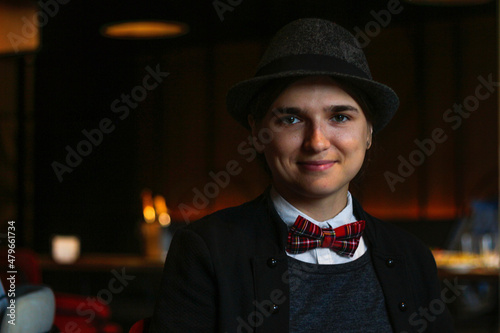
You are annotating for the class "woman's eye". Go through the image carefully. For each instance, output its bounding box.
[280,116,300,124]
[332,114,349,123]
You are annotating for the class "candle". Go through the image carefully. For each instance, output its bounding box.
[52,235,80,264]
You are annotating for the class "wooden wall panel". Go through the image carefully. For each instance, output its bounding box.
[0,58,18,231]
[135,47,214,221]
[420,21,458,219]
[357,16,497,221]
[460,15,498,208]
[358,25,422,219]
[211,41,270,211]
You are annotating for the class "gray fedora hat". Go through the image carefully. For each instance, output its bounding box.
[226,18,399,133]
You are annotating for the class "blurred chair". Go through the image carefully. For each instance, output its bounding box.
[128,318,150,333]
[0,279,7,319]
[0,248,121,333]
[0,283,56,333]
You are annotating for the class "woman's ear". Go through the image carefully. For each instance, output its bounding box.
[366,125,373,149]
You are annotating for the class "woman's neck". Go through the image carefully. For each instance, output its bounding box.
[273,186,348,222]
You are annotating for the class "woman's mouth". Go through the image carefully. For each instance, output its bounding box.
[297,160,336,171]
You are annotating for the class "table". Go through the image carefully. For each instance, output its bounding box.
[39,254,165,271]
[40,254,166,329]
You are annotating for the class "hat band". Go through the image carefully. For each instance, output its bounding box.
[255,54,370,80]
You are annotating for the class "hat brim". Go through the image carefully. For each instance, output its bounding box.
[226,70,399,134]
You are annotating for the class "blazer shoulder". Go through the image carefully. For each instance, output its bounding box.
[363,211,434,260]
[353,198,428,252]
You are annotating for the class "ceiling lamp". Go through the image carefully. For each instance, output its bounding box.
[100,20,189,39]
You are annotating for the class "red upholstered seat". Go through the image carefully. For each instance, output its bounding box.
[128,318,150,333]
[0,247,122,333]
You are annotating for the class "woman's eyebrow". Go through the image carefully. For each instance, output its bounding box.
[326,105,359,113]
[271,107,304,116]
[271,104,359,116]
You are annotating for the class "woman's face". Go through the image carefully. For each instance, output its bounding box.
[249,76,372,207]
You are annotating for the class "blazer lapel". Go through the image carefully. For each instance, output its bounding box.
[249,191,290,332]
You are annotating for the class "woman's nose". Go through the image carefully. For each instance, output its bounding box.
[303,126,331,152]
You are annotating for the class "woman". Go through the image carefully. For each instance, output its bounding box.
[149,18,454,333]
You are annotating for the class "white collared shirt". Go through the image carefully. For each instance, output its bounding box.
[270,187,367,265]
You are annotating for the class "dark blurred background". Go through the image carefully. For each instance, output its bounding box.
[0,0,498,331]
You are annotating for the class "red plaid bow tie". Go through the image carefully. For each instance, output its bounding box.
[286,216,366,257]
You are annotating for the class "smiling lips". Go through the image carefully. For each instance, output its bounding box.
[297,160,336,171]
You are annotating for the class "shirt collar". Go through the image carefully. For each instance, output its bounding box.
[270,187,355,229]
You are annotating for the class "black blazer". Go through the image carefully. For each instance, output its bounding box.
[149,191,454,332]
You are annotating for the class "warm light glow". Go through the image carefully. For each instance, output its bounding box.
[364,203,458,220]
[143,206,156,223]
[141,189,153,203]
[154,195,168,214]
[0,2,40,54]
[422,205,458,220]
[101,20,189,39]
[158,212,171,227]
[141,189,156,223]
[52,235,80,264]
